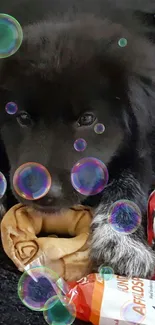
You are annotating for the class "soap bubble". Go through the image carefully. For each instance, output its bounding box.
[71,157,109,196]
[0,171,7,198]
[0,13,23,59]
[74,138,87,152]
[118,38,127,47]
[56,278,69,295]
[18,266,61,311]
[121,300,145,324]
[108,200,142,234]
[5,102,18,115]
[43,296,76,325]
[94,123,105,134]
[13,162,51,200]
[98,265,114,281]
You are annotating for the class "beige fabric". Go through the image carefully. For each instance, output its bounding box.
[0,204,92,281]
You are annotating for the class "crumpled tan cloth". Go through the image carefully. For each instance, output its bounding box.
[0,204,92,281]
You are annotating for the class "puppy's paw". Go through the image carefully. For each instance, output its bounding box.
[91,218,155,278]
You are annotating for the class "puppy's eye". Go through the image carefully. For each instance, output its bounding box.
[77,112,96,126]
[17,111,33,127]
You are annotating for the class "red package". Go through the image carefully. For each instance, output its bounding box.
[66,274,155,325]
[67,274,103,324]
[147,191,155,280]
[147,190,155,247]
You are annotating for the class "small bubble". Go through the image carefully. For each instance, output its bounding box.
[43,295,76,325]
[121,300,146,324]
[118,38,128,47]
[108,200,142,235]
[94,123,105,134]
[98,265,114,281]
[71,157,109,196]
[5,102,18,115]
[0,172,7,198]
[13,162,51,200]
[0,14,23,59]
[74,138,87,152]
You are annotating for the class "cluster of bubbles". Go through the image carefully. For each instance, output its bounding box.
[98,265,114,281]
[0,13,23,59]
[11,156,109,200]
[18,266,76,325]
[0,11,22,202]
[121,300,145,324]
[73,123,105,153]
[108,200,142,235]
[72,122,106,195]
[12,162,142,238]
[0,12,142,325]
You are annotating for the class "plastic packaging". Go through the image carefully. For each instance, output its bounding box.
[147,190,155,247]
[66,273,155,325]
[19,259,155,325]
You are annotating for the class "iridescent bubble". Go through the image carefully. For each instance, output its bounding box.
[108,200,142,235]
[18,266,61,311]
[56,278,69,295]
[94,123,105,134]
[71,157,109,196]
[5,102,18,115]
[43,296,76,325]
[98,265,114,281]
[0,14,23,59]
[0,171,7,198]
[13,162,51,200]
[73,138,87,152]
[118,38,128,47]
[121,300,145,324]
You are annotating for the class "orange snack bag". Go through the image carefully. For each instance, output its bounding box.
[66,273,155,325]
[67,273,103,324]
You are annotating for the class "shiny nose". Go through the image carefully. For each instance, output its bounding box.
[13,162,52,201]
[13,162,63,203]
[48,181,62,199]
[35,181,63,206]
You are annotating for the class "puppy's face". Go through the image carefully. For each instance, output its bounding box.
[0,16,151,213]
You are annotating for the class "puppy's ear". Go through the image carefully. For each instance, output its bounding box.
[129,76,155,126]
[126,35,155,135]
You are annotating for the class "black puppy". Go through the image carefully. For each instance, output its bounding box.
[0,0,155,279]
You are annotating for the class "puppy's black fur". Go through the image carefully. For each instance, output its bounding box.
[0,4,155,320]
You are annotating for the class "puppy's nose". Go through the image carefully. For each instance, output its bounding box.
[48,181,62,199]
[13,162,52,201]
[35,180,63,206]
[13,162,62,203]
